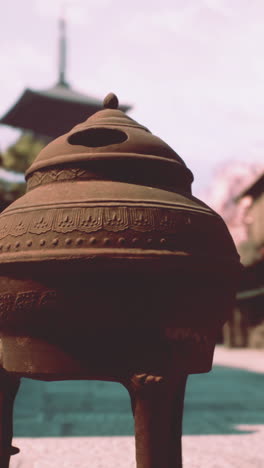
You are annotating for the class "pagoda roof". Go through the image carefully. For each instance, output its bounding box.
[0,83,131,139]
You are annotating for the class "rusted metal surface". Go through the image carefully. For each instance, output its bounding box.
[0,369,20,468]
[0,93,240,467]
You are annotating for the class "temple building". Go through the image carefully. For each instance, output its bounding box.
[223,172,264,347]
[0,16,130,211]
[0,16,130,139]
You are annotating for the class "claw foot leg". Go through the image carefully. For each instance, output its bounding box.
[125,372,187,468]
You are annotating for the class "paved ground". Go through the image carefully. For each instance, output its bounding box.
[9,346,264,467]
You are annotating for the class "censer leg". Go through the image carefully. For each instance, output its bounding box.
[0,370,20,468]
[168,376,187,467]
[126,373,187,468]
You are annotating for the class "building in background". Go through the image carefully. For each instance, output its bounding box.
[223,172,264,347]
[200,162,264,347]
[0,15,130,210]
[0,16,130,140]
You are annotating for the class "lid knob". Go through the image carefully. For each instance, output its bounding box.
[103,92,119,109]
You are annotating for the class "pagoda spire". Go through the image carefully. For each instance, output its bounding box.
[58,4,69,87]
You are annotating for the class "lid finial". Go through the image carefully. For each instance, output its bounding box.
[103,93,119,109]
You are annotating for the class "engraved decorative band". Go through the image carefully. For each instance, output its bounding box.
[0,206,192,239]
[27,168,100,190]
[0,290,57,318]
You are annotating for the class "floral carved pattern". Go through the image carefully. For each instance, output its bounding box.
[0,206,191,239]
[29,212,54,235]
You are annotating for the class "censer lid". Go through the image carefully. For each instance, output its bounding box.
[26,93,194,190]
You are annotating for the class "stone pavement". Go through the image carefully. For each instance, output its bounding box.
[10,428,264,468]
[9,346,264,467]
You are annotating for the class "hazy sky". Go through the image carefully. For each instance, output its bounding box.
[0,0,264,193]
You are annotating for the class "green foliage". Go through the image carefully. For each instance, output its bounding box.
[0,182,26,209]
[0,132,47,208]
[2,132,46,173]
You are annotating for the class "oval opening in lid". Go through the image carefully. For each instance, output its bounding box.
[68,128,128,148]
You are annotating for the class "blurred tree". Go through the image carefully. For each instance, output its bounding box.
[0,132,47,209]
[2,132,46,173]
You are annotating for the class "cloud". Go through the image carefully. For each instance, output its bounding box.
[34,0,112,26]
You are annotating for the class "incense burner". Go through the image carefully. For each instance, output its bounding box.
[0,93,240,467]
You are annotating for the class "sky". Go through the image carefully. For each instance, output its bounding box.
[0,0,264,194]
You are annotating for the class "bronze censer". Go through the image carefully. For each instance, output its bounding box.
[0,94,240,467]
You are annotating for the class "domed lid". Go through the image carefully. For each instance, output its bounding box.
[26,93,193,192]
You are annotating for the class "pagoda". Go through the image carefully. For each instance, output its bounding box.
[0,17,130,139]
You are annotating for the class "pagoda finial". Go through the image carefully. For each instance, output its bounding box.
[58,3,69,87]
